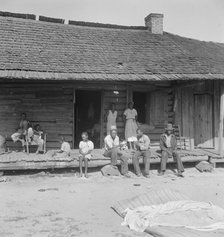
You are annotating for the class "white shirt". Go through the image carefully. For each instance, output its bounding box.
[165,134,172,148]
[138,134,150,150]
[61,141,71,154]
[104,135,119,150]
[79,140,94,153]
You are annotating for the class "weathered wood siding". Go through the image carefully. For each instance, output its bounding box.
[148,89,174,127]
[175,81,217,149]
[146,88,174,143]
[0,81,175,149]
[0,82,73,149]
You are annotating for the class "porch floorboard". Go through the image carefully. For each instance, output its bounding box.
[0,148,218,171]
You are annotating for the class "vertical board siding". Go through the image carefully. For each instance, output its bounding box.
[194,94,213,148]
[176,81,215,148]
[213,81,220,150]
[148,90,173,127]
[0,83,73,149]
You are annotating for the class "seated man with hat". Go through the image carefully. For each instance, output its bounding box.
[103,126,130,178]
[159,123,184,177]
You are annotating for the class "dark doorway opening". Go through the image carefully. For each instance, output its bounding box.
[74,90,101,148]
[133,92,147,123]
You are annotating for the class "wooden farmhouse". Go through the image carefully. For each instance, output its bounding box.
[0,11,224,170]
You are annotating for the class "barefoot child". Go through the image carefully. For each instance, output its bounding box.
[79,132,94,178]
[52,137,71,158]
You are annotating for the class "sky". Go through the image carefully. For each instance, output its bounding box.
[1,0,224,42]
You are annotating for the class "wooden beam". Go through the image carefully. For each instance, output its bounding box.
[126,85,133,106]
[218,82,224,155]
[175,81,204,89]
[100,90,105,148]
[72,88,76,148]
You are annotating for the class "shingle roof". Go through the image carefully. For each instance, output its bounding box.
[0,15,224,81]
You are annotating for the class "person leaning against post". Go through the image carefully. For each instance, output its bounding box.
[159,123,184,177]
[103,126,131,178]
[132,128,151,178]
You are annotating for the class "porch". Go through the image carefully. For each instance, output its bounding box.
[0,148,221,171]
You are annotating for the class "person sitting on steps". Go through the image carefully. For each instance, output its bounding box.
[79,132,94,178]
[159,123,184,177]
[132,128,151,178]
[103,126,130,178]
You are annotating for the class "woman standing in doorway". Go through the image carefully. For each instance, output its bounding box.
[123,101,138,149]
[105,103,118,135]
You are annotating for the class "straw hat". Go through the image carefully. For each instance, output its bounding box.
[110,125,117,131]
[165,123,174,131]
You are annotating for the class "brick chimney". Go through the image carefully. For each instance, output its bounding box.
[144,13,164,34]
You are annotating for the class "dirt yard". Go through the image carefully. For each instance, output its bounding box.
[0,167,224,237]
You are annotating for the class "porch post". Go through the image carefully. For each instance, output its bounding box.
[218,82,224,155]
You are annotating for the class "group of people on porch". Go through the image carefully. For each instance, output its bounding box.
[11,113,44,154]
[11,101,184,178]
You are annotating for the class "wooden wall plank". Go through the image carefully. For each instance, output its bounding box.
[0,83,73,150]
[214,81,220,150]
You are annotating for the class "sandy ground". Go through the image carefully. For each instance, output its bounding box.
[0,167,224,237]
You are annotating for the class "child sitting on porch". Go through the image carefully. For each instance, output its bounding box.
[79,132,94,178]
[27,124,44,154]
[52,137,71,158]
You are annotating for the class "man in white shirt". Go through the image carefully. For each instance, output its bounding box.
[104,126,130,177]
[132,128,151,178]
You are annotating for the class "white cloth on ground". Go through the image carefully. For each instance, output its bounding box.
[122,200,224,233]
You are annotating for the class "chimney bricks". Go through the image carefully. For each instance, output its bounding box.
[145,13,164,34]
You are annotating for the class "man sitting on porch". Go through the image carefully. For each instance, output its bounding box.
[159,124,184,177]
[103,126,130,178]
[132,128,151,178]
[11,112,29,148]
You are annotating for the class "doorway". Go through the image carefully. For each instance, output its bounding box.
[74,90,102,148]
[133,92,147,123]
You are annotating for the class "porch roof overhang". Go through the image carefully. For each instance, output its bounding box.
[0,70,224,82]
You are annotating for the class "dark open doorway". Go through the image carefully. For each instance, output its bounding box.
[74,90,101,148]
[133,92,147,123]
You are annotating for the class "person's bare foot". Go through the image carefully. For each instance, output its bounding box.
[79,173,83,178]
[177,172,184,178]
[84,173,89,178]
[123,173,131,178]
[158,171,165,176]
